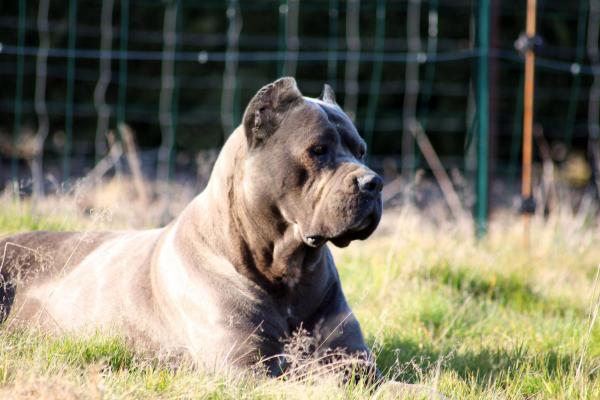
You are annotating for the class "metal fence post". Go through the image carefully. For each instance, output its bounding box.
[117,0,129,129]
[63,0,77,182]
[520,0,537,245]
[158,0,180,184]
[12,0,27,186]
[94,0,115,164]
[328,0,339,88]
[364,0,386,159]
[476,0,490,238]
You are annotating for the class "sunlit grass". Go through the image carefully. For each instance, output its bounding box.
[1,186,599,399]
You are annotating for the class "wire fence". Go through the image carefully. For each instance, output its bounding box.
[1,0,599,226]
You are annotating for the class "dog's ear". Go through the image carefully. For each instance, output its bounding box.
[318,84,337,104]
[243,77,303,149]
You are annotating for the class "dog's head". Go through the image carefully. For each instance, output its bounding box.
[241,77,382,248]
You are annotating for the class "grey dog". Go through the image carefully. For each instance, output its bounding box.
[0,79,446,394]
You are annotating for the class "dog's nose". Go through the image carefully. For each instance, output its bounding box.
[357,173,383,194]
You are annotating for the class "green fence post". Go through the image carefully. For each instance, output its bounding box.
[277,0,287,77]
[328,0,339,87]
[364,0,386,158]
[63,0,77,182]
[117,0,129,129]
[12,0,27,185]
[94,0,115,164]
[476,0,490,238]
[564,0,587,152]
[417,0,439,171]
[221,0,241,140]
[171,0,181,180]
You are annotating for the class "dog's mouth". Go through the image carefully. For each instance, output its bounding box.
[329,213,378,248]
[302,212,379,248]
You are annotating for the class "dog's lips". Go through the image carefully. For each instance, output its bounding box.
[350,215,372,232]
[329,212,380,248]
[302,216,372,248]
[330,222,369,248]
[303,234,326,247]
[301,195,382,248]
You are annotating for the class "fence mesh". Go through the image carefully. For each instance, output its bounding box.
[1,0,599,219]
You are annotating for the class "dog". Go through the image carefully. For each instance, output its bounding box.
[1,77,384,379]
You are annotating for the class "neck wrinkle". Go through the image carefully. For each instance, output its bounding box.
[178,126,324,293]
[191,128,288,290]
[228,161,296,289]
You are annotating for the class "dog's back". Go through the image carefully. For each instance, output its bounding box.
[1,231,92,322]
[0,230,158,332]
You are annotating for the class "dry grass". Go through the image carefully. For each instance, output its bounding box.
[1,178,600,399]
[0,177,196,233]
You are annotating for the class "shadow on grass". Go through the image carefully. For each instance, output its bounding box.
[374,336,584,388]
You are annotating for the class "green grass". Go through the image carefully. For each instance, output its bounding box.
[1,198,600,399]
[0,203,84,234]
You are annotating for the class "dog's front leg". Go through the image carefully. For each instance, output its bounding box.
[302,278,381,384]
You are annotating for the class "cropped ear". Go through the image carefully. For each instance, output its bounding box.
[242,77,303,149]
[318,84,337,104]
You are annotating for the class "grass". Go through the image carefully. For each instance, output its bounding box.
[1,182,600,399]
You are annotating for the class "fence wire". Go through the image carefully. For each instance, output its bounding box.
[0,0,599,221]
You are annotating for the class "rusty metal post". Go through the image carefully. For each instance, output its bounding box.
[521,0,537,245]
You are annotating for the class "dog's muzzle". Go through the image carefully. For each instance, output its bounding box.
[302,171,383,248]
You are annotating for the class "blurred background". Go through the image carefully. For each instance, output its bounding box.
[1,0,599,232]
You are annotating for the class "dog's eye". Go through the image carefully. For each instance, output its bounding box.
[310,145,328,157]
[358,148,366,160]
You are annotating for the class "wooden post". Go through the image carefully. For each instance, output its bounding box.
[521,0,537,245]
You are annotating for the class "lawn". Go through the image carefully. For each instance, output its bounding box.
[1,183,599,399]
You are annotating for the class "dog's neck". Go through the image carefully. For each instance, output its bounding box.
[181,128,325,292]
